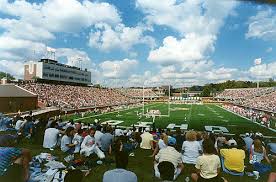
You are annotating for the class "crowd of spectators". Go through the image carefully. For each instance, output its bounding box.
[216,87,275,100]
[216,87,276,113]
[19,83,138,109]
[0,112,275,181]
[242,91,276,113]
[223,104,275,129]
[117,88,158,98]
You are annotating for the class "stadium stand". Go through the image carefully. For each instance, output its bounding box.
[18,83,138,109]
[117,88,159,99]
[216,87,276,113]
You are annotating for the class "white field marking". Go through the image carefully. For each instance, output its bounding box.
[215,105,276,133]
[101,120,124,126]
[198,113,205,116]
[74,103,157,121]
[218,116,223,118]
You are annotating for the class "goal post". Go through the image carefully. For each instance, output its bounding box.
[142,84,171,118]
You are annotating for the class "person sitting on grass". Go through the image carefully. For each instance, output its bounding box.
[182,131,202,165]
[80,128,105,159]
[191,139,227,182]
[158,161,175,182]
[140,127,153,150]
[0,134,31,182]
[72,129,83,153]
[100,125,114,155]
[220,142,245,175]
[43,121,62,150]
[103,151,137,182]
[61,126,76,154]
[22,116,34,139]
[154,136,184,180]
[151,133,168,157]
[249,138,272,175]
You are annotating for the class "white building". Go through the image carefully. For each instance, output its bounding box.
[24,59,91,85]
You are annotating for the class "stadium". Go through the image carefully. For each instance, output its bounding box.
[0,0,276,182]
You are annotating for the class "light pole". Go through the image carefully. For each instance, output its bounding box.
[254,58,262,88]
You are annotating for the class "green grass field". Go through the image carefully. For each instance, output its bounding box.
[67,103,274,136]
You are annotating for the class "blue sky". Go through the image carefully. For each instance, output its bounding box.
[0,0,276,87]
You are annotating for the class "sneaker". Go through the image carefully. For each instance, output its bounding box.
[253,171,259,180]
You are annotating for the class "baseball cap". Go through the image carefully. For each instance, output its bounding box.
[168,136,176,146]
[227,139,237,146]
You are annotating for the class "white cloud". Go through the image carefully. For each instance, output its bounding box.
[88,23,155,51]
[0,0,121,76]
[148,33,215,65]
[0,60,24,78]
[0,18,55,41]
[136,0,237,35]
[205,67,238,81]
[55,48,92,69]
[0,36,46,60]
[0,0,121,40]
[99,59,138,79]
[0,0,121,34]
[138,0,237,66]
[249,62,276,79]
[246,9,276,40]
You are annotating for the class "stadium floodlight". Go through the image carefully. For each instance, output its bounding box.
[46,46,56,60]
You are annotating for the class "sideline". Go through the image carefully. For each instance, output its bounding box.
[215,104,276,133]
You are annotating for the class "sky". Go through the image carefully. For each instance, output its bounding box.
[0,0,276,87]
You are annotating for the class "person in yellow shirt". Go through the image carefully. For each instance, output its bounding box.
[220,144,245,174]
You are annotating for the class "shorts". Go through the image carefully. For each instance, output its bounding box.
[198,175,224,182]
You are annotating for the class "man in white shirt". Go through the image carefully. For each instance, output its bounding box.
[43,122,61,149]
[154,137,184,180]
[80,128,105,159]
[15,117,25,131]
[94,125,104,148]
[140,128,153,150]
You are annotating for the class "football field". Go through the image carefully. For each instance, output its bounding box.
[70,103,275,136]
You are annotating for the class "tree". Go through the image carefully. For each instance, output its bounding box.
[0,72,15,80]
[201,85,211,97]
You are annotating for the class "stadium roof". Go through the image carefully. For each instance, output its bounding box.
[0,84,37,97]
